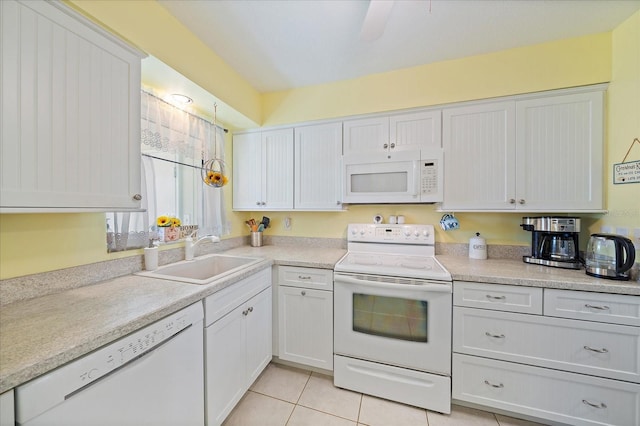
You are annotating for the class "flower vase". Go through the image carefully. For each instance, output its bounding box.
[159,226,180,242]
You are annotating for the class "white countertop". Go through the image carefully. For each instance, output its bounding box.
[438,255,640,295]
[1,245,638,394]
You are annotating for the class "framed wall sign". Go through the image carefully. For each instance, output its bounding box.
[614,138,640,185]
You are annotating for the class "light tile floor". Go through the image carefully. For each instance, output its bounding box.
[223,363,549,426]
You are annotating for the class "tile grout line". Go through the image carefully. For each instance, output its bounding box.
[283,370,312,425]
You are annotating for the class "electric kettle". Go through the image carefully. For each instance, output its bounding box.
[585,234,636,280]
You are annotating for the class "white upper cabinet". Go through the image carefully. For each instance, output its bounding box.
[232,133,262,210]
[294,122,343,210]
[232,129,294,210]
[515,91,604,211]
[442,101,516,210]
[343,110,441,156]
[1,0,144,211]
[442,87,605,212]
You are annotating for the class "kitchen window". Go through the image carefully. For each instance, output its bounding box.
[107,91,229,252]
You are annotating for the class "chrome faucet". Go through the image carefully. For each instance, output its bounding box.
[185,233,220,260]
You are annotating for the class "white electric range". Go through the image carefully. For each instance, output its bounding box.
[333,223,452,414]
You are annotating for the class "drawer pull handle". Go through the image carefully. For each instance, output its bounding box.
[582,399,607,409]
[301,291,306,296]
[484,380,504,388]
[585,304,610,311]
[486,295,506,301]
[584,345,608,354]
[242,309,249,316]
[485,332,505,339]
[298,275,312,280]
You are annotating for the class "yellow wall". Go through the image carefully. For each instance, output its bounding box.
[596,10,640,234]
[262,33,611,126]
[3,6,639,279]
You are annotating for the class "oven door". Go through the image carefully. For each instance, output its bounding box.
[334,273,451,375]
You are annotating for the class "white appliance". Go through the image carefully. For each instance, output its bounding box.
[333,224,452,414]
[343,149,443,204]
[15,303,205,426]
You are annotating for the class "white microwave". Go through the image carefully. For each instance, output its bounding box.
[343,150,443,204]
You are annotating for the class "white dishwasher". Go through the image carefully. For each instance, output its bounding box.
[15,302,205,426]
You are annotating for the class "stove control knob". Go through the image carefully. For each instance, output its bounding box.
[414,230,420,237]
[351,228,358,236]
[360,229,366,235]
[404,229,412,237]
[423,229,430,237]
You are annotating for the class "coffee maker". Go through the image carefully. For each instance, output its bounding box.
[520,217,581,269]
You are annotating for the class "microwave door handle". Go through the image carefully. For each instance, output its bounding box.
[335,275,451,293]
[413,160,420,197]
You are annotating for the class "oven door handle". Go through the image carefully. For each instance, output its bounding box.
[334,275,451,293]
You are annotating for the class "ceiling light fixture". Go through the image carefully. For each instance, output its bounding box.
[166,93,193,105]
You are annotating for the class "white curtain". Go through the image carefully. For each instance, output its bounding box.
[107,91,230,252]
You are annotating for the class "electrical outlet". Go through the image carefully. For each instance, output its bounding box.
[634,228,640,250]
[284,217,292,230]
[616,227,629,237]
[601,225,613,234]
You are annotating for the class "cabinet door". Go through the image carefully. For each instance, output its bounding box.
[261,129,294,210]
[390,110,442,151]
[343,116,389,155]
[232,132,262,210]
[294,123,343,210]
[516,91,604,211]
[1,0,142,211]
[205,306,246,426]
[278,286,333,370]
[0,390,14,426]
[245,287,273,386]
[442,101,516,210]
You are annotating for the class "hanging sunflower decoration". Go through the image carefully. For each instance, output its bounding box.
[202,158,229,188]
[201,103,229,188]
[204,169,229,187]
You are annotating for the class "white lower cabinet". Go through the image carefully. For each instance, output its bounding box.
[204,269,272,426]
[0,389,14,426]
[453,282,640,426]
[453,354,640,426]
[276,266,333,370]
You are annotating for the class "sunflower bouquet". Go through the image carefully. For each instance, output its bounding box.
[156,215,181,241]
[204,170,229,188]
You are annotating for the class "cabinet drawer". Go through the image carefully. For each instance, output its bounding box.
[453,307,640,383]
[204,268,271,326]
[453,282,542,314]
[277,266,333,291]
[545,289,640,327]
[453,353,640,426]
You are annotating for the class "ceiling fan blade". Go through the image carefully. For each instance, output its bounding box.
[360,0,395,42]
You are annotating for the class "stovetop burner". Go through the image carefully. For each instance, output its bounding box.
[335,224,451,281]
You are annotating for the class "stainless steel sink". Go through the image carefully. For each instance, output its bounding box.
[136,254,262,284]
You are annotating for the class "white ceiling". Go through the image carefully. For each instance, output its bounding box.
[157,0,640,93]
